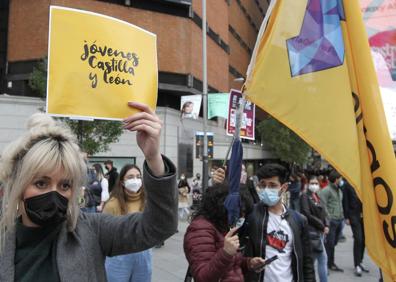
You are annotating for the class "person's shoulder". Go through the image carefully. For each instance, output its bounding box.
[287,209,307,227]
[300,192,309,200]
[246,202,266,221]
[103,197,119,213]
[318,186,330,195]
[186,217,217,234]
[105,196,117,205]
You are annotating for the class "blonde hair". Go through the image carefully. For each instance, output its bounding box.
[0,113,87,250]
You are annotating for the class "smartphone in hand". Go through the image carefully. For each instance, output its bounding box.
[253,255,279,272]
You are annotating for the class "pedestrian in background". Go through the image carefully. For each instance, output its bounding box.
[178,174,191,221]
[0,102,177,281]
[104,164,152,282]
[192,173,202,192]
[104,160,119,193]
[300,175,329,282]
[288,173,301,211]
[342,181,369,277]
[93,163,109,212]
[318,170,344,272]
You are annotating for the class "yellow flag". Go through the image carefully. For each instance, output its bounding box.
[47,6,158,120]
[244,0,396,279]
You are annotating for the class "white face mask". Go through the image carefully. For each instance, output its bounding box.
[308,184,320,193]
[124,179,142,193]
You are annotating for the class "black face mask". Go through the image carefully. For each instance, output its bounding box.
[24,191,69,227]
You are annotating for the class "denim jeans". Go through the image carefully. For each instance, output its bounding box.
[313,235,328,282]
[178,207,190,221]
[325,219,343,266]
[81,206,96,213]
[105,249,152,282]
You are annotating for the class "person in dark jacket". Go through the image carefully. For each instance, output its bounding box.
[244,175,260,204]
[104,160,119,193]
[243,163,316,282]
[342,181,369,277]
[288,173,302,211]
[184,183,266,282]
[300,175,330,282]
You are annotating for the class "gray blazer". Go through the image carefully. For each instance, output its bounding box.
[0,157,178,282]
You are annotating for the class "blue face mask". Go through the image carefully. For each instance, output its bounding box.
[258,188,281,206]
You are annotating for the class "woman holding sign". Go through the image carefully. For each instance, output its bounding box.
[0,102,177,281]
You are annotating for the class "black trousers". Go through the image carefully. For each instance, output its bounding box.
[350,214,365,267]
[325,219,343,266]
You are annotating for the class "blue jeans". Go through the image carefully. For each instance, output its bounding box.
[81,206,96,213]
[105,249,152,282]
[313,235,328,282]
[325,219,343,266]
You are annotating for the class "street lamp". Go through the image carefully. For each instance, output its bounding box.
[201,0,208,194]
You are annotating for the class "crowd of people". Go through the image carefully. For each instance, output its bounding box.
[0,106,371,282]
[181,164,369,282]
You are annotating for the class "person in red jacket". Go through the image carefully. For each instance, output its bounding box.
[184,183,266,282]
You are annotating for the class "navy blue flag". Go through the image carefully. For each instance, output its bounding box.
[224,138,243,226]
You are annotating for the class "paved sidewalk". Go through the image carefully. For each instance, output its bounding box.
[152,220,380,281]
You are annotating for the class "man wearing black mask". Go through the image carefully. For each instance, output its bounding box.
[104,160,119,193]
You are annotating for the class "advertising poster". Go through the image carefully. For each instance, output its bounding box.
[47,6,158,120]
[361,0,396,139]
[180,95,202,119]
[208,93,230,119]
[226,89,255,140]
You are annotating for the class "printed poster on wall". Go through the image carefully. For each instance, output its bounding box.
[226,89,255,140]
[361,0,396,139]
[46,6,158,120]
[180,95,202,119]
[208,93,230,119]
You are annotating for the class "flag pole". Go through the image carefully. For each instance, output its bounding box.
[201,0,209,194]
[223,85,246,167]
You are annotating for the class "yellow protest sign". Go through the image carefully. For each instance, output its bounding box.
[46,6,158,120]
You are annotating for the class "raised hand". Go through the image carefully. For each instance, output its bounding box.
[223,227,240,256]
[123,102,164,176]
[212,167,226,185]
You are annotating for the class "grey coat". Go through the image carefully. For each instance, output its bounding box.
[0,157,178,282]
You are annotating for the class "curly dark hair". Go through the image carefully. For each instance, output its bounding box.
[191,183,253,233]
[256,163,289,184]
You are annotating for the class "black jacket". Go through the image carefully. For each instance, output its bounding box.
[243,203,316,282]
[342,182,362,219]
[106,167,119,193]
[300,192,329,233]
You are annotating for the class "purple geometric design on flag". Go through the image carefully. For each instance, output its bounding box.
[286,0,346,77]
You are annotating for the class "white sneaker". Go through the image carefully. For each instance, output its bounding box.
[355,266,362,277]
[359,263,369,273]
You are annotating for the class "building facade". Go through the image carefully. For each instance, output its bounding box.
[0,0,273,176]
